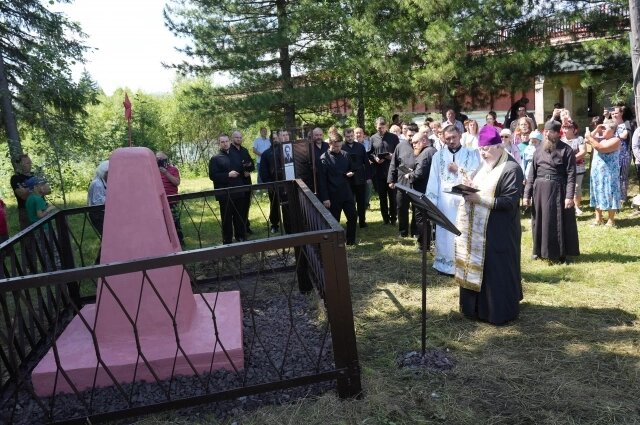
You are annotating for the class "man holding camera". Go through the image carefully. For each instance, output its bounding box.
[156,151,184,246]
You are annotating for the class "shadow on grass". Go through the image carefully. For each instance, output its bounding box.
[615,215,640,228]
[355,299,640,423]
[567,252,639,264]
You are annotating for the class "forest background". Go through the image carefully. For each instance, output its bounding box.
[0,0,635,206]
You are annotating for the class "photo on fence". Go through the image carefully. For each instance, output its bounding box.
[292,139,313,185]
[282,143,296,180]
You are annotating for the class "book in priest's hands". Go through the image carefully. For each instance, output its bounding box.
[398,164,413,174]
[444,183,479,195]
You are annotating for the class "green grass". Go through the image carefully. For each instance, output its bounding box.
[5,176,639,424]
[163,181,638,424]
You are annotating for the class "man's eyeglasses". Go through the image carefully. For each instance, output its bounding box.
[500,135,510,139]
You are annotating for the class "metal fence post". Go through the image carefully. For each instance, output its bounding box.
[54,213,80,306]
[319,232,362,398]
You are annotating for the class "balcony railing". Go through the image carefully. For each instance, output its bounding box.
[468,4,630,50]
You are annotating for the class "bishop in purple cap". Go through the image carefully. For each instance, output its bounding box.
[477,125,502,147]
[454,122,525,325]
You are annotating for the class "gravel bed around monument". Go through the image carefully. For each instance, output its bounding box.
[2,284,337,424]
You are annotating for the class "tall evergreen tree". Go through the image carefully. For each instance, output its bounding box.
[0,0,89,165]
[165,0,345,129]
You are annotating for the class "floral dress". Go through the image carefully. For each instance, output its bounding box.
[590,147,621,210]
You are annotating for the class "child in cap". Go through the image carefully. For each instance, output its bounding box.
[24,176,59,271]
[25,177,56,225]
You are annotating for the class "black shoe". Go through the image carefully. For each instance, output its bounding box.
[390,218,397,225]
[346,240,356,246]
[359,222,368,228]
[270,225,280,234]
[246,228,253,235]
[398,232,408,238]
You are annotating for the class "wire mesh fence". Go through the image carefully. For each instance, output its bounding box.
[0,180,361,424]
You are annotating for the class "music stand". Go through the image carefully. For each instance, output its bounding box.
[395,183,460,355]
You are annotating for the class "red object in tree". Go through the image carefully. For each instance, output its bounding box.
[123,93,132,121]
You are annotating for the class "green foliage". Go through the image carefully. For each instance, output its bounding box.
[0,0,91,159]
[165,0,347,128]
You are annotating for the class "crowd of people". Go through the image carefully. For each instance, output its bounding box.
[5,102,638,325]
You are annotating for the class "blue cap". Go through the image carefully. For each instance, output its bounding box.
[24,176,47,190]
[529,130,543,141]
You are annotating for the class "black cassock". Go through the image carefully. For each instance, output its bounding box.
[524,142,579,261]
[460,158,524,325]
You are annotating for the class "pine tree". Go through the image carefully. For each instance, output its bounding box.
[165,0,346,129]
[0,0,90,166]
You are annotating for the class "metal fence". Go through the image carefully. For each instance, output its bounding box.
[0,180,361,424]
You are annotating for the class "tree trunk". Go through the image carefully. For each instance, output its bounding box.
[629,0,640,121]
[356,73,365,129]
[277,0,296,130]
[0,52,22,169]
[41,116,68,207]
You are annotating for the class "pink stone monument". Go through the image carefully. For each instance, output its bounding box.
[32,147,243,396]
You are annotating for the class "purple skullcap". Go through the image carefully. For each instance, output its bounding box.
[478,125,502,147]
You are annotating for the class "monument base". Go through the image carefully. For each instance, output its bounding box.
[32,291,243,397]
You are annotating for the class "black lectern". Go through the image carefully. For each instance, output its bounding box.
[395,183,460,355]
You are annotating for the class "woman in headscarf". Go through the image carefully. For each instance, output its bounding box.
[87,160,109,235]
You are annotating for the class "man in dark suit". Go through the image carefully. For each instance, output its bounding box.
[230,130,255,235]
[342,128,370,228]
[284,144,293,163]
[318,133,357,245]
[369,117,399,224]
[209,134,246,244]
[259,130,290,234]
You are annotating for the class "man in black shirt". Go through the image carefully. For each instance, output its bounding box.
[305,127,328,193]
[388,123,419,237]
[410,133,438,251]
[318,133,357,245]
[259,130,290,234]
[10,154,34,232]
[342,128,370,228]
[209,134,247,244]
[369,117,399,224]
[230,130,255,235]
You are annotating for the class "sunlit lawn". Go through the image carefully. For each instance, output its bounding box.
[132,177,640,425]
[4,174,639,424]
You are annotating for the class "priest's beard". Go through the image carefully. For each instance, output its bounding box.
[482,155,500,169]
[543,136,558,152]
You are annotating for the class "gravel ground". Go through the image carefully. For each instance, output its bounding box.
[395,349,456,373]
[1,280,337,424]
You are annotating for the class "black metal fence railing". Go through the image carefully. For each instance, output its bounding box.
[0,180,361,424]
